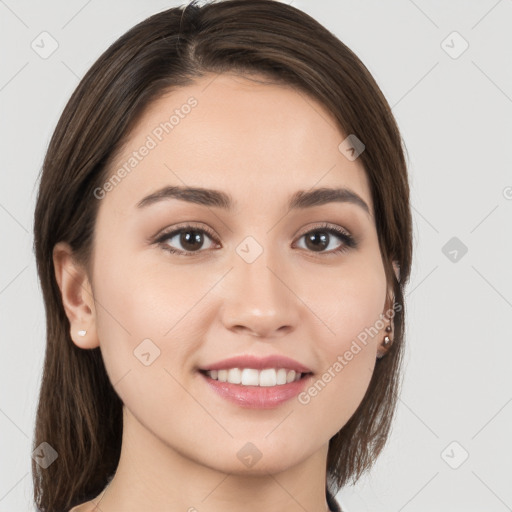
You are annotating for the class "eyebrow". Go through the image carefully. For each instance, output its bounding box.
[136,185,370,216]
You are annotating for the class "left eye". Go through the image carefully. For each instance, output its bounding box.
[294,227,352,253]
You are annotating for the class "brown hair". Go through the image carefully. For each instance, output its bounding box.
[32,1,412,510]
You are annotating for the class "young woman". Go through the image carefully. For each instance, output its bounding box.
[32,1,412,511]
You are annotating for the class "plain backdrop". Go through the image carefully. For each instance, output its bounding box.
[1,1,511,511]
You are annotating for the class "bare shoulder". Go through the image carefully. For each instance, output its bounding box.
[68,501,96,512]
[69,486,108,511]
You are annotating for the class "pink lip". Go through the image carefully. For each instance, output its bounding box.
[199,354,312,373]
[200,372,313,409]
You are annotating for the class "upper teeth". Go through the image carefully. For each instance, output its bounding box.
[206,368,303,386]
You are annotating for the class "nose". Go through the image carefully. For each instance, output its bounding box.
[219,249,301,339]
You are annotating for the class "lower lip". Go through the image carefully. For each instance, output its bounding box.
[200,371,312,409]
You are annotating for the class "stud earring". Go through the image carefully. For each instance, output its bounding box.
[77,330,87,337]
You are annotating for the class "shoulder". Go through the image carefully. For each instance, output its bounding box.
[68,501,95,512]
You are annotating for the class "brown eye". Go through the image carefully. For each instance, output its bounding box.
[156,225,218,255]
[176,230,206,252]
[303,231,330,252]
[295,224,357,255]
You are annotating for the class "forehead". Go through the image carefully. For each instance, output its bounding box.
[103,72,372,215]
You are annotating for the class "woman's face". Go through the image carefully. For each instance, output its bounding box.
[84,73,391,474]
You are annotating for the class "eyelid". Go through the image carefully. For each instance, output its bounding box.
[153,221,357,256]
[294,222,352,239]
[154,221,353,241]
[293,222,358,253]
[152,221,218,241]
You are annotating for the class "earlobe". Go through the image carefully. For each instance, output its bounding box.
[52,241,99,349]
[378,260,400,360]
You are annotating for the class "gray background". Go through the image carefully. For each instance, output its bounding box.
[1,0,511,510]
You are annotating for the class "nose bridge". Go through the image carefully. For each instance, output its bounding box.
[221,238,299,336]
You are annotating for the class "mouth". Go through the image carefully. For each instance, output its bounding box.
[197,354,314,408]
[198,368,314,409]
[198,367,313,387]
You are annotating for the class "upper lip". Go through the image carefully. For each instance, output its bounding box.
[199,354,313,374]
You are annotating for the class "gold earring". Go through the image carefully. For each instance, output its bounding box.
[377,325,393,359]
[383,324,392,346]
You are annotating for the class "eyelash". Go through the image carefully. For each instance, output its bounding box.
[154,222,357,257]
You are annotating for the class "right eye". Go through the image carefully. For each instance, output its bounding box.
[155,224,220,256]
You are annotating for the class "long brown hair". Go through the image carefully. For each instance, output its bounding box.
[32,1,412,510]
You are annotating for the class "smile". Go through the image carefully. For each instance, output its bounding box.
[202,367,306,386]
[199,369,313,409]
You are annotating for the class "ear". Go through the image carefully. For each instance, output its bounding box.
[392,261,400,283]
[53,241,99,349]
[383,260,400,311]
[377,260,400,359]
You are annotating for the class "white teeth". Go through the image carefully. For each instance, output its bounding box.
[286,370,296,383]
[205,368,304,386]
[227,368,242,384]
[259,368,276,387]
[276,368,287,385]
[241,368,259,386]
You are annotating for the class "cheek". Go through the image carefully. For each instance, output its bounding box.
[93,244,201,335]
[91,246,212,385]
[312,255,387,354]
[297,256,386,429]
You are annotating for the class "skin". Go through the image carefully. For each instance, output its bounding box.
[54,73,398,512]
